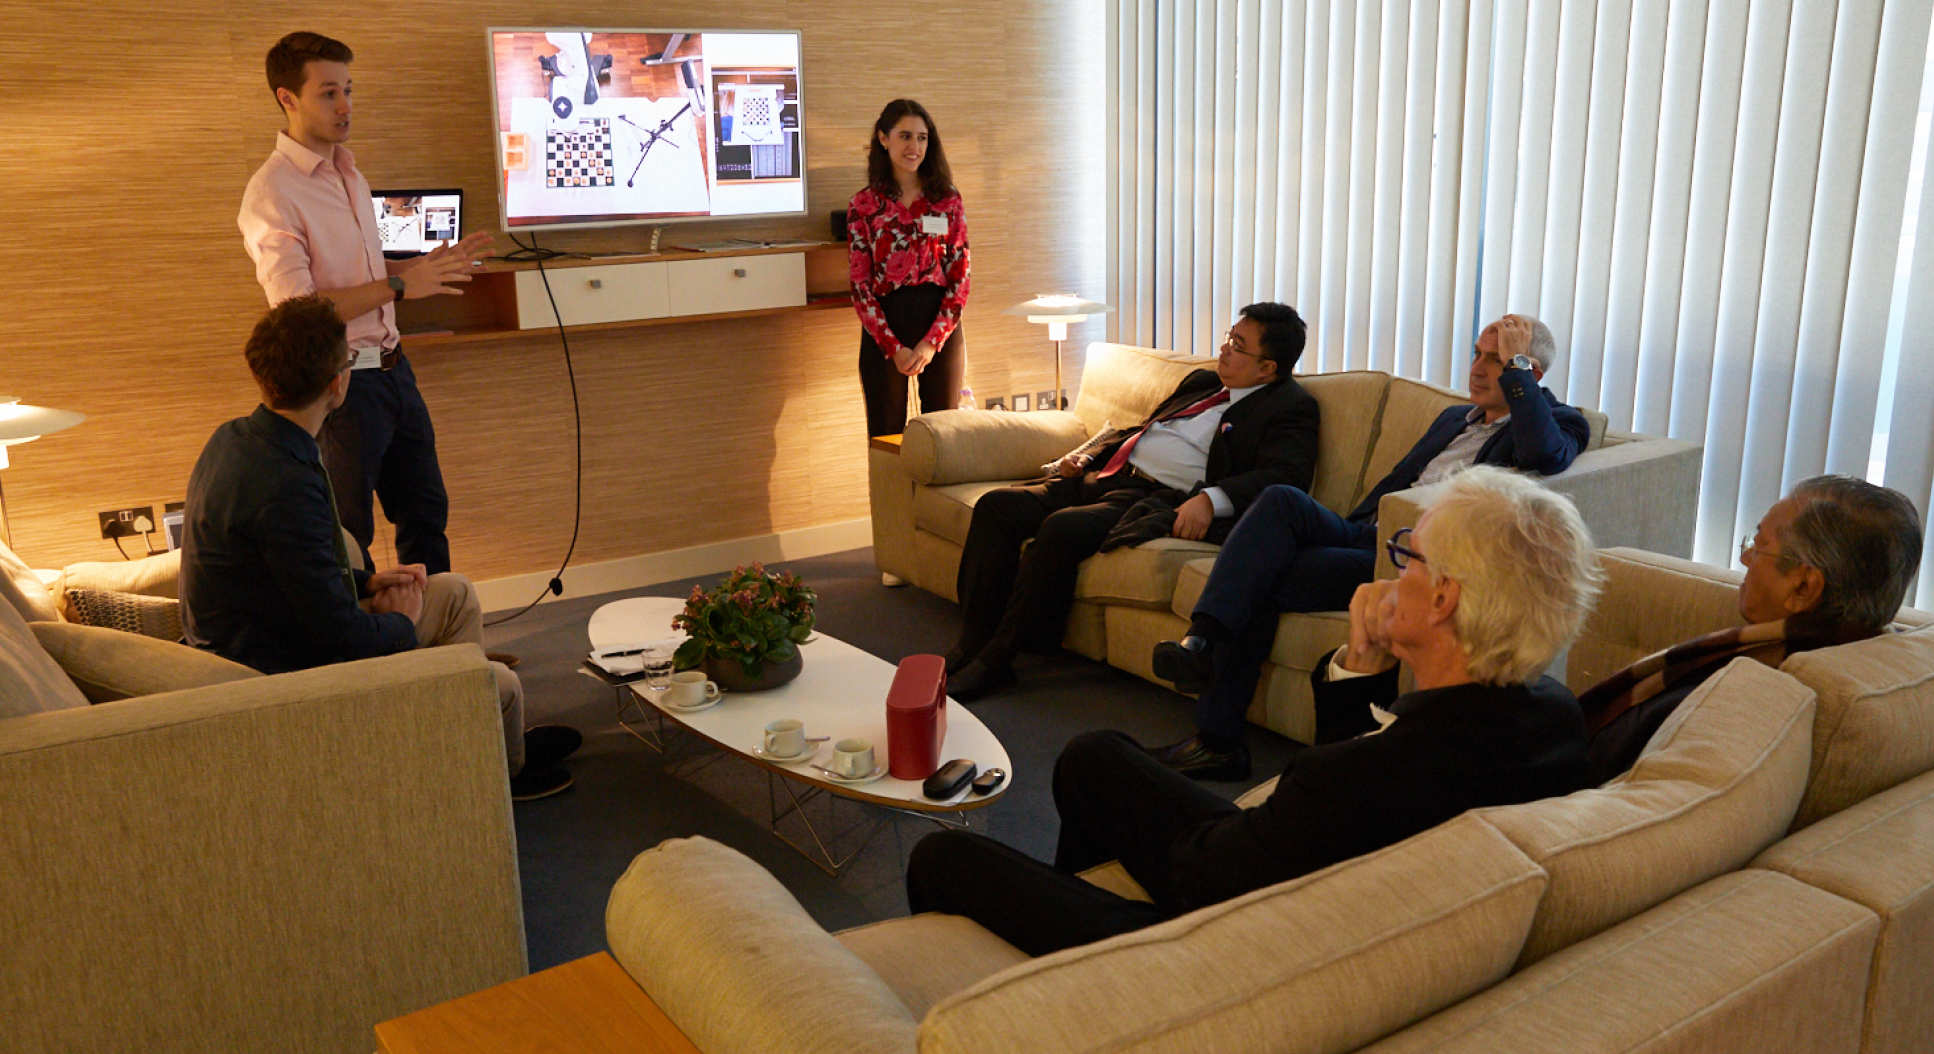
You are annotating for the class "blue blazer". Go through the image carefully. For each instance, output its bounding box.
[1347,369,1589,523]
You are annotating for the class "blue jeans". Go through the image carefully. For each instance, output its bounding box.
[1191,484,1377,745]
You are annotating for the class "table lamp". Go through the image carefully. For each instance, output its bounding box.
[1004,294,1111,410]
[0,396,85,548]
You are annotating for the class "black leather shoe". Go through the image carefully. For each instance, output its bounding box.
[523,725,583,768]
[1151,636,1215,695]
[510,764,574,802]
[943,645,974,676]
[1149,735,1251,781]
[948,657,1016,702]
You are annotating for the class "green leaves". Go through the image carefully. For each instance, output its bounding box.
[672,564,817,678]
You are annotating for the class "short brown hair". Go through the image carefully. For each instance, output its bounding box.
[246,295,349,409]
[266,31,352,109]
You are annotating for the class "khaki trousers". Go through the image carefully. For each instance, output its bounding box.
[415,573,526,773]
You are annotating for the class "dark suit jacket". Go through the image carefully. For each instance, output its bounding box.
[1084,368,1320,525]
[1347,368,1589,523]
[180,406,416,674]
[1160,650,1589,913]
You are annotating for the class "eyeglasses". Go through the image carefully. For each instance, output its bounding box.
[1221,331,1268,361]
[1386,527,1427,569]
[1739,536,1803,569]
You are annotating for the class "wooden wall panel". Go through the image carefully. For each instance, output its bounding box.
[0,1,1106,581]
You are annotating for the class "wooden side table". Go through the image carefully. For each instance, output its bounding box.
[375,952,699,1053]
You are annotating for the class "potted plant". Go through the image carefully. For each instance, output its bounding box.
[672,563,817,692]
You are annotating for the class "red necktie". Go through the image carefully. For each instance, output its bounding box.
[1096,388,1231,478]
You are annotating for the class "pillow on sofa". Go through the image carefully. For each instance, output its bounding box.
[1784,623,1934,829]
[1475,657,1815,966]
[63,587,182,641]
[54,549,181,607]
[0,540,59,622]
[29,622,259,703]
[921,814,1549,1054]
[0,590,87,717]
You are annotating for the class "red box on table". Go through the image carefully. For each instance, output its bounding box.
[886,654,948,780]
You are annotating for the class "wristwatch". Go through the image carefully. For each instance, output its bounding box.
[387,275,405,303]
[1507,354,1535,371]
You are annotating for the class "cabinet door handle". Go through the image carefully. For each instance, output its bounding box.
[588,279,604,289]
[732,268,747,278]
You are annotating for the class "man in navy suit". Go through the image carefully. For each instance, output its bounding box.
[946,303,1322,701]
[1147,313,1589,778]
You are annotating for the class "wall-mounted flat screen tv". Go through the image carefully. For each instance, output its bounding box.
[486,28,806,232]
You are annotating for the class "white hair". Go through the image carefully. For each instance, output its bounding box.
[1421,466,1602,683]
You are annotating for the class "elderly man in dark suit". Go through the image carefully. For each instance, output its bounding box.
[906,467,1602,955]
[1148,313,1589,778]
[946,302,1322,700]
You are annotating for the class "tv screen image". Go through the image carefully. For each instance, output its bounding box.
[487,28,806,232]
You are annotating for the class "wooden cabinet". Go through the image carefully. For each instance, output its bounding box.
[396,241,849,345]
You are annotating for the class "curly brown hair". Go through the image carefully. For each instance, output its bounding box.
[245,295,350,409]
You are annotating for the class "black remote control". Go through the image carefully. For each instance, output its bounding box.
[923,759,977,799]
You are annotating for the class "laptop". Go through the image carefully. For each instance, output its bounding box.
[370,188,463,258]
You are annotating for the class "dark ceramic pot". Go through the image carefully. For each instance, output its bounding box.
[704,651,804,693]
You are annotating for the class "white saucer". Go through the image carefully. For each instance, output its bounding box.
[753,743,817,764]
[659,694,721,714]
[816,764,887,786]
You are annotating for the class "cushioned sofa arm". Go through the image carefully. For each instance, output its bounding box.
[1535,436,1703,557]
[0,644,526,1053]
[901,408,1091,486]
[607,837,919,1054]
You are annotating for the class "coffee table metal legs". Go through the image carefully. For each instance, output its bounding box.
[764,776,975,876]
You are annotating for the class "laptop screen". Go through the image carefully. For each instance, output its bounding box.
[370,188,463,256]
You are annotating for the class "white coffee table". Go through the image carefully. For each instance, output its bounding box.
[587,597,1011,873]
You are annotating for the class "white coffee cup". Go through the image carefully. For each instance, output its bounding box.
[664,670,721,708]
[829,737,875,779]
[763,718,807,758]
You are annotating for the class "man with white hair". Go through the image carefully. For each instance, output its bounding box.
[1150,313,1589,779]
[905,467,1602,956]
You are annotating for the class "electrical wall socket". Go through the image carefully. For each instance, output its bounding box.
[98,505,156,539]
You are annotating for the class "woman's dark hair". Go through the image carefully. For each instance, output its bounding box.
[866,99,955,202]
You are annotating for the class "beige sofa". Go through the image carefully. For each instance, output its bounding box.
[604,547,1934,1053]
[0,542,528,1053]
[868,342,1704,741]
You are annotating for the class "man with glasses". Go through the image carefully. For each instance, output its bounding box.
[180,296,577,801]
[1575,476,1922,783]
[1148,313,1588,778]
[944,302,1321,700]
[905,468,1601,955]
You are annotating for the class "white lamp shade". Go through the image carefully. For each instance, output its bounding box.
[0,396,85,447]
[1004,293,1111,326]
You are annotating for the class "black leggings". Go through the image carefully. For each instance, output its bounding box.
[858,283,964,437]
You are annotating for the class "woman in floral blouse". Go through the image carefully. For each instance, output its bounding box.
[847,98,972,437]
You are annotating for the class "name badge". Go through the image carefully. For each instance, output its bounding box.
[920,214,948,237]
[348,345,384,370]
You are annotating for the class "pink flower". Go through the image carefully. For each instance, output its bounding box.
[881,248,919,285]
[847,192,878,219]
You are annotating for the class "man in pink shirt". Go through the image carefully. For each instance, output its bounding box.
[238,31,491,578]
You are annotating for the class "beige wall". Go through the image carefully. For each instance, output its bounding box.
[0,2,1105,581]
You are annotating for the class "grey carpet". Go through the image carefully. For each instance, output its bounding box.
[485,547,1301,970]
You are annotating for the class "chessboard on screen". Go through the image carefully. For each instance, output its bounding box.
[371,188,464,257]
[487,27,808,232]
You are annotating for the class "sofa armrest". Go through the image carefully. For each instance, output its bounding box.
[0,644,526,1052]
[1538,435,1704,557]
[901,408,1090,485]
[55,548,182,605]
[607,836,919,1054]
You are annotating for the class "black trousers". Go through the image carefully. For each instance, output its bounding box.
[952,472,1160,660]
[318,352,451,574]
[905,730,1241,956]
[858,283,964,438]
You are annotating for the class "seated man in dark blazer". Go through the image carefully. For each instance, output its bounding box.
[946,302,1322,700]
[1149,313,1589,778]
[905,467,1602,956]
[180,295,577,800]
[1578,475,1921,784]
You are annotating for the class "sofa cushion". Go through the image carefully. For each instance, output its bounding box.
[902,409,1088,487]
[1360,870,1877,1054]
[1074,539,1219,608]
[62,587,182,641]
[606,836,918,1054]
[913,481,1010,548]
[919,814,1548,1054]
[1355,377,1468,509]
[1754,768,1934,1054]
[836,914,1028,1018]
[1069,342,1203,438]
[30,622,259,703]
[0,588,87,718]
[1297,371,1390,513]
[1477,657,1815,965]
[0,541,58,622]
[1782,624,1934,829]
